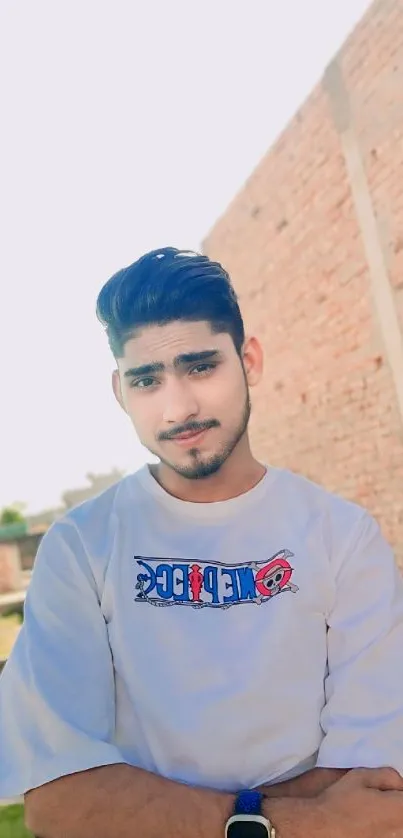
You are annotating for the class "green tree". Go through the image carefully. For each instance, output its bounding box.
[0,504,26,525]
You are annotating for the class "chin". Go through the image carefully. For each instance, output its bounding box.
[174,453,226,480]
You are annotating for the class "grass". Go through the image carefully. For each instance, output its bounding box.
[0,614,22,660]
[0,805,32,838]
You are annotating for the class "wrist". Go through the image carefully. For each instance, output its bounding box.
[226,791,275,838]
[264,796,322,838]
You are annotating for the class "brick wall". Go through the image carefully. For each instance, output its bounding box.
[203,0,403,564]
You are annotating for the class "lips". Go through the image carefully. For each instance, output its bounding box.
[171,428,208,445]
[160,422,218,446]
[175,429,202,438]
[172,429,206,443]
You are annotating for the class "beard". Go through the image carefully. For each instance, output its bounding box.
[156,386,251,481]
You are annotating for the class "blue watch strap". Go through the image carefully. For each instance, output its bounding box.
[234,790,264,816]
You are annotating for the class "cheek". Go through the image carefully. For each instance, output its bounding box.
[221,364,245,393]
[124,394,156,435]
[205,371,245,412]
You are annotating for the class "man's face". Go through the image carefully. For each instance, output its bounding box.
[113,320,263,480]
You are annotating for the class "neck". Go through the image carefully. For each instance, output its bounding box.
[151,437,266,503]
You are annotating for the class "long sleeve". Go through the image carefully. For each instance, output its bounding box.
[0,519,124,799]
[317,513,403,773]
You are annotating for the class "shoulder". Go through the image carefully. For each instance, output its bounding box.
[272,466,368,526]
[61,470,142,537]
[34,471,143,583]
[270,467,380,568]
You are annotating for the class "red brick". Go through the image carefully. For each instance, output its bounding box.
[203,0,403,565]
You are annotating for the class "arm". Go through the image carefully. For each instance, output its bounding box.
[259,767,348,798]
[25,763,235,838]
[317,513,403,773]
[25,767,344,838]
[260,513,403,804]
[0,519,126,800]
[24,764,403,838]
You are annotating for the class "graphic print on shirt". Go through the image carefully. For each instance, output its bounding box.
[134,549,298,609]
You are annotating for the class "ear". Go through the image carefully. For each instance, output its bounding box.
[112,369,125,411]
[242,336,263,388]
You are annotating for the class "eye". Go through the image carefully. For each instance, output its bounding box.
[130,377,157,389]
[189,363,216,376]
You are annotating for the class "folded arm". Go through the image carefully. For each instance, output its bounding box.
[25,761,332,838]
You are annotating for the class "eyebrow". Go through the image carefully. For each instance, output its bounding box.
[123,350,221,379]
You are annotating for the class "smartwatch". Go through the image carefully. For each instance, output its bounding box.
[225,790,276,838]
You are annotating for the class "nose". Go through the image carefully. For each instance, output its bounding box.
[162,377,199,426]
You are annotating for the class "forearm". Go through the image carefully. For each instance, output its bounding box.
[25,763,235,838]
[259,768,348,799]
[25,762,323,838]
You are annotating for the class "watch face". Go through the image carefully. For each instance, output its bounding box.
[227,822,268,838]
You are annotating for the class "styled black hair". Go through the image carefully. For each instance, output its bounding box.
[96,247,245,358]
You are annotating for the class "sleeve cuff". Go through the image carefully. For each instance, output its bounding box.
[316,743,403,776]
[1,742,126,800]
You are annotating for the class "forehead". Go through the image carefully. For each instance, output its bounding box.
[120,321,232,365]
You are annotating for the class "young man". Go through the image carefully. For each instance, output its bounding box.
[1,247,403,838]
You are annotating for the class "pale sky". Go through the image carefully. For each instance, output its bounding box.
[0,0,371,513]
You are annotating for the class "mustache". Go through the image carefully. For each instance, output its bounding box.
[158,419,220,442]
